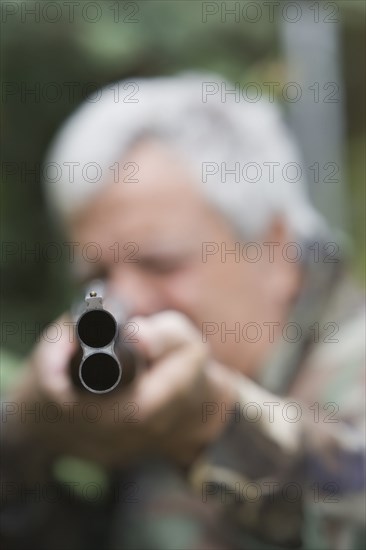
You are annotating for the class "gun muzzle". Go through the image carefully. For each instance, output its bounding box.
[71,288,140,393]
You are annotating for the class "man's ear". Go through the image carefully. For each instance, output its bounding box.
[264,217,303,305]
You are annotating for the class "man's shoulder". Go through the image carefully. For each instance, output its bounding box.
[292,276,365,405]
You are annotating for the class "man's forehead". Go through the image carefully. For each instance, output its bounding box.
[71,184,205,241]
[70,140,214,237]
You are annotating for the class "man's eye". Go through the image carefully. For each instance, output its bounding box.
[139,258,182,274]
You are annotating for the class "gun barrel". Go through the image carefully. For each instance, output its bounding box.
[72,288,139,393]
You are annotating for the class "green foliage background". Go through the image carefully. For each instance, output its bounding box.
[1,0,365,358]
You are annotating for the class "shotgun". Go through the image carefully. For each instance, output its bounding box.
[71,284,141,393]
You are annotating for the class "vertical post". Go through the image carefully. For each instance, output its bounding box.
[280,8,348,232]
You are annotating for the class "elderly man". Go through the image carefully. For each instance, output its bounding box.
[2,74,365,550]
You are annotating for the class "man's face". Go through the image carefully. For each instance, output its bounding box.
[70,140,298,377]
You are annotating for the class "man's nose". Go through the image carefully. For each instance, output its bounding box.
[107,267,166,317]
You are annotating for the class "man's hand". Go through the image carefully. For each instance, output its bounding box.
[5,311,238,469]
[130,311,238,466]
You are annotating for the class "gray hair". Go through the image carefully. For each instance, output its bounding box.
[43,72,328,242]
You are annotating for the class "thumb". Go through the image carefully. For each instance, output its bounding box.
[128,311,200,362]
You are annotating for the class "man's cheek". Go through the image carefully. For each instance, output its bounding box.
[163,292,200,319]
